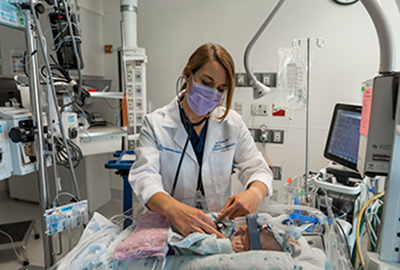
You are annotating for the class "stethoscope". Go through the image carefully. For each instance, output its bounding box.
[170,75,208,197]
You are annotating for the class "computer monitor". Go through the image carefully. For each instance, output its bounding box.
[324,103,362,171]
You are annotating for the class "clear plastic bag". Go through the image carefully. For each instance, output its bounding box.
[275,47,309,111]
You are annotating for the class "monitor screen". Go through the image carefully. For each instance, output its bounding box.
[324,103,362,171]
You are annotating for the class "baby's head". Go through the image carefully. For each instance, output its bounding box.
[232,225,283,252]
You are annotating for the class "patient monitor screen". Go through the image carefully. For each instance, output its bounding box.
[324,104,362,171]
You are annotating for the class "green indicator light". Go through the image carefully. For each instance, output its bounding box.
[361,86,365,92]
[20,18,24,25]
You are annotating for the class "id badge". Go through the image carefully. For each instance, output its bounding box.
[194,190,207,210]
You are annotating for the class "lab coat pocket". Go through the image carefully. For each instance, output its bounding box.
[159,146,183,186]
[207,149,235,193]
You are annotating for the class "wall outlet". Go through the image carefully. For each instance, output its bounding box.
[272,130,284,144]
[254,73,277,87]
[251,104,268,116]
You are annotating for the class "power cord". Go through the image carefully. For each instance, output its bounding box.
[54,136,82,168]
[0,230,26,262]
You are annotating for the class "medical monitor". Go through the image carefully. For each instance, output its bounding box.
[324,103,362,171]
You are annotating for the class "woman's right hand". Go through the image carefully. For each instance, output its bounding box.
[146,192,224,238]
[165,201,225,238]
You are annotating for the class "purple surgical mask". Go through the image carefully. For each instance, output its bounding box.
[186,75,222,116]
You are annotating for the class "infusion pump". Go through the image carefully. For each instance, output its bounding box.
[0,120,12,181]
[0,107,49,176]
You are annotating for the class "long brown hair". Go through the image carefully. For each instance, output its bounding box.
[182,43,235,122]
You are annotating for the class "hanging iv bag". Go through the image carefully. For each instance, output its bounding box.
[275,47,309,111]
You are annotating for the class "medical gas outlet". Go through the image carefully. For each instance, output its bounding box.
[260,125,269,143]
[249,126,284,144]
[235,73,277,87]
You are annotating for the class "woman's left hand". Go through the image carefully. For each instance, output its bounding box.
[217,181,268,222]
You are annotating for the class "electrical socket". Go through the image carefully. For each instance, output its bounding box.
[136,100,143,111]
[135,86,142,96]
[272,166,282,180]
[251,104,268,116]
[272,130,284,143]
[255,73,277,87]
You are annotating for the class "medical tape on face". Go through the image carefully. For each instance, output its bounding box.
[246,214,263,250]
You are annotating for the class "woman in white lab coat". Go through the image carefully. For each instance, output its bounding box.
[129,43,273,238]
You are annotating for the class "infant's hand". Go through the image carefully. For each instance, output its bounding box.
[231,240,244,253]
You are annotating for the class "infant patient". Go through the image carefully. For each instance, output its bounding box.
[114,212,330,270]
[114,211,284,260]
[168,213,284,256]
[230,224,283,252]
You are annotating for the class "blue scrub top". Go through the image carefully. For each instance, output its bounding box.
[179,107,209,194]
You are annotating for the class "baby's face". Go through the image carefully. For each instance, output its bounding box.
[233,225,251,251]
[233,225,283,252]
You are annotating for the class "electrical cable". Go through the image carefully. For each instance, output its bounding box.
[110,207,137,229]
[354,192,385,269]
[56,233,63,256]
[30,0,81,200]
[364,209,376,250]
[52,192,79,205]
[365,207,377,245]
[102,98,123,110]
[262,143,273,171]
[60,0,83,112]
[79,129,92,143]
[110,207,135,221]
[0,230,26,262]
[46,74,61,204]
[54,136,82,169]
[335,219,351,258]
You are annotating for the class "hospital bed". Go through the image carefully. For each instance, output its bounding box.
[49,195,353,270]
[49,101,362,270]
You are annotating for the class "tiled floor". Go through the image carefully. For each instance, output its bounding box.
[0,197,122,270]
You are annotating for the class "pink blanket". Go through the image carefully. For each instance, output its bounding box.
[114,212,171,260]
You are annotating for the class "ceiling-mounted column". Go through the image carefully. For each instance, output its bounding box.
[121,0,138,49]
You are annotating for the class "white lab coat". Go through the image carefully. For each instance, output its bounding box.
[129,96,273,212]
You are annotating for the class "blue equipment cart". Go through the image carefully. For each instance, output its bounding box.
[105,150,136,228]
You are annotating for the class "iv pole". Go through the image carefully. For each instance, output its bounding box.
[291,37,325,192]
[23,5,53,269]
